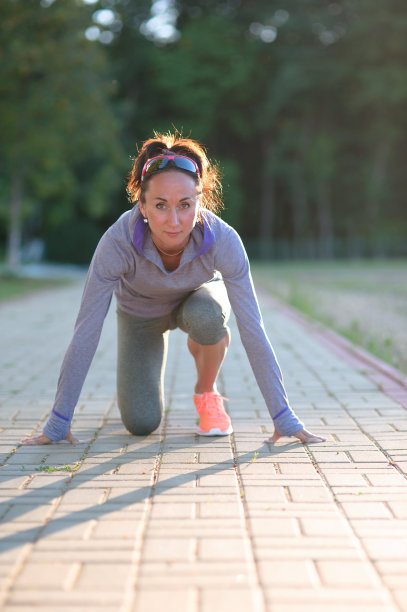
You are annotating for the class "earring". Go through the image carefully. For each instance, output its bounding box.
[143,217,148,224]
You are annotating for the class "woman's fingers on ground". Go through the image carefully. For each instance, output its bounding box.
[20,431,84,445]
[264,431,281,444]
[20,434,53,446]
[264,428,326,445]
[64,430,85,444]
[294,428,327,443]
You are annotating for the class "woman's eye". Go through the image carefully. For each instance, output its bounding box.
[156,203,166,209]
[181,202,191,209]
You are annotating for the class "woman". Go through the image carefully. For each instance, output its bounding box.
[21,133,325,446]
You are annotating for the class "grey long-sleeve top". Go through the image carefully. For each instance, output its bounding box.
[43,204,304,441]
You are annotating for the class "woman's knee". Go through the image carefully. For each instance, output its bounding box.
[125,419,160,436]
[117,382,163,435]
[118,400,162,436]
[181,296,229,345]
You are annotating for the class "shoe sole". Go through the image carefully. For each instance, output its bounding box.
[197,425,233,436]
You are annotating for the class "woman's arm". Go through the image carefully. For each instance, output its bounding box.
[216,227,325,442]
[21,231,129,444]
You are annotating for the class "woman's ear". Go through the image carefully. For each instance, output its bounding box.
[139,200,146,218]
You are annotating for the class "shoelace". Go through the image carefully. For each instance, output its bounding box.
[200,392,229,416]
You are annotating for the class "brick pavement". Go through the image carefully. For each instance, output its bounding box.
[0,279,406,612]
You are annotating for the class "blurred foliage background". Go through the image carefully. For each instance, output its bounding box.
[1,0,407,267]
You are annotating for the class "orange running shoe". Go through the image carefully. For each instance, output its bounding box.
[193,391,233,436]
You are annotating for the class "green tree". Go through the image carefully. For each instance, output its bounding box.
[339,0,407,253]
[0,0,125,268]
[77,0,407,260]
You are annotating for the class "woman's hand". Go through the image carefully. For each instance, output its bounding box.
[265,428,326,445]
[20,430,83,446]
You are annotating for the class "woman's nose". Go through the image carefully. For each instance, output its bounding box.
[168,208,180,226]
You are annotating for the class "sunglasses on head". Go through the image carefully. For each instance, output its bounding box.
[141,154,200,181]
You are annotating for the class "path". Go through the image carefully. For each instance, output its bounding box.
[0,278,406,612]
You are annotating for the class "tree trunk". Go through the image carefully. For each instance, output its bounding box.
[292,110,312,257]
[291,161,308,257]
[368,138,391,255]
[259,139,274,259]
[6,168,24,271]
[369,138,391,222]
[317,180,334,258]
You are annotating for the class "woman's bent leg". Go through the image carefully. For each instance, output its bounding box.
[117,309,169,436]
[177,281,233,435]
[187,333,230,394]
[177,281,231,393]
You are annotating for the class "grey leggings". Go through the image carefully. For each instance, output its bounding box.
[116,280,231,435]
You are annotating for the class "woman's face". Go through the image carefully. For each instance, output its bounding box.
[139,171,201,253]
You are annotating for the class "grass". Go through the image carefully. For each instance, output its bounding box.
[35,464,80,472]
[251,259,407,375]
[0,275,71,302]
[250,451,259,463]
[21,464,80,472]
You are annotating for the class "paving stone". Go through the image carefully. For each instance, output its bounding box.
[197,474,238,486]
[198,537,248,561]
[238,462,279,474]
[383,575,407,588]
[316,559,377,586]
[3,591,122,609]
[0,476,32,489]
[254,534,357,550]
[362,538,407,560]
[57,489,106,505]
[323,473,369,486]
[275,462,317,476]
[28,549,134,563]
[155,474,197,488]
[245,501,339,518]
[197,452,234,464]
[162,453,196,464]
[248,517,300,536]
[340,501,393,519]
[287,485,332,502]
[40,519,99,540]
[144,518,244,539]
[51,504,146,520]
[133,589,197,612]
[241,486,287,503]
[91,520,142,539]
[393,590,407,612]
[2,505,54,523]
[0,524,42,542]
[347,450,390,462]
[351,520,407,538]
[332,488,407,503]
[142,538,194,561]
[200,588,261,612]
[299,517,353,537]
[13,562,77,589]
[264,589,394,612]
[387,501,407,519]
[149,503,195,519]
[74,563,132,591]
[198,502,242,518]
[105,488,150,503]
[33,540,135,553]
[257,559,317,586]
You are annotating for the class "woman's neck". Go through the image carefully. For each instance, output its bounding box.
[160,252,183,272]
